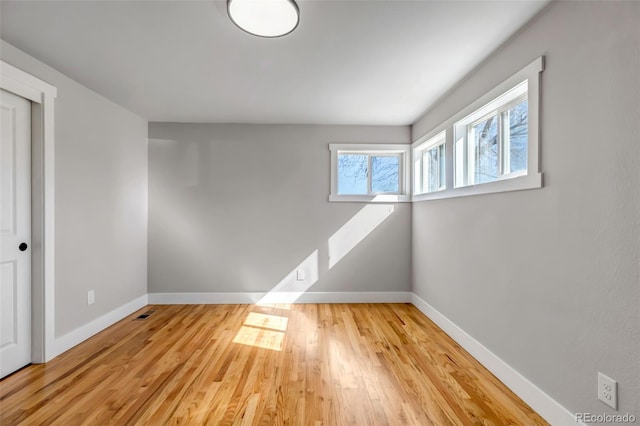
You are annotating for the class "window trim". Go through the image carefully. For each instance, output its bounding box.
[457,88,528,187]
[412,56,544,202]
[413,131,446,195]
[329,143,411,203]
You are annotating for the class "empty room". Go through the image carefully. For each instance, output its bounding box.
[0,0,638,424]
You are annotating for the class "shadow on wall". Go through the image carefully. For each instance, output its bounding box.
[256,201,396,306]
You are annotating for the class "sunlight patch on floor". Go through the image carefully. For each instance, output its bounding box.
[233,310,290,351]
[243,312,288,331]
[232,325,285,351]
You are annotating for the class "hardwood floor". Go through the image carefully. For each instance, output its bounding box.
[0,304,547,425]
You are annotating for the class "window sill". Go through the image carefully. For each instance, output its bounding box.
[329,194,411,203]
[412,172,542,202]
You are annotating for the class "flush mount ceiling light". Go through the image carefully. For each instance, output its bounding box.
[228,0,299,38]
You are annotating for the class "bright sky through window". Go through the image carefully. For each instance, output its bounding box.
[337,153,401,195]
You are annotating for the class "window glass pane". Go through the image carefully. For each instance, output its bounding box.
[426,146,439,193]
[472,114,498,183]
[371,155,399,193]
[508,99,528,173]
[337,154,368,194]
[421,150,429,193]
[438,144,446,189]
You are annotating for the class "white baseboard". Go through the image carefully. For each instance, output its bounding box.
[410,293,579,426]
[148,291,411,305]
[50,294,148,360]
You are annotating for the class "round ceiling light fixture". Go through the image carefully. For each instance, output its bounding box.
[228,0,300,38]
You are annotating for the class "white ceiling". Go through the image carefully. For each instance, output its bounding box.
[0,0,550,125]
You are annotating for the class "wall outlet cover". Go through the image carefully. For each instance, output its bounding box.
[597,372,617,410]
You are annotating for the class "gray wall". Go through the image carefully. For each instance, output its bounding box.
[0,40,148,337]
[412,1,639,418]
[148,123,411,295]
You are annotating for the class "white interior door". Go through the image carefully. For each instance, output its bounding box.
[0,89,31,378]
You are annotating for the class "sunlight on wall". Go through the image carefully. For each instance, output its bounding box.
[256,250,319,305]
[328,204,395,269]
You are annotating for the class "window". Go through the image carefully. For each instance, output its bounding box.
[454,81,528,187]
[413,131,446,195]
[330,144,410,202]
[337,153,400,195]
[411,56,543,201]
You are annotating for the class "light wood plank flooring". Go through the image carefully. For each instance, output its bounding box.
[0,303,547,425]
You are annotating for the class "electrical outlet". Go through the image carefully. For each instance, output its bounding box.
[88,290,95,305]
[598,372,617,409]
[296,269,305,281]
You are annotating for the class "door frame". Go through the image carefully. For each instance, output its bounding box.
[1,60,56,363]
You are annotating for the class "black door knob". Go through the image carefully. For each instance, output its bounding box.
[19,242,28,252]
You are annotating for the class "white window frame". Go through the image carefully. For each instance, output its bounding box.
[413,131,446,195]
[412,56,543,202]
[456,83,528,187]
[329,144,411,202]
